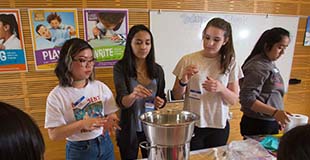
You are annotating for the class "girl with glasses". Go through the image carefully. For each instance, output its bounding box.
[45,38,120,160]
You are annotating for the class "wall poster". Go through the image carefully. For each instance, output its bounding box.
[29,8,79,70]
[83,9,128,67]
[0,9,27,73]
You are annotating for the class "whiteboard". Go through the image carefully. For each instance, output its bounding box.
[150,10,299,93]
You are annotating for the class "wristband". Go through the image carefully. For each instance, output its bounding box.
[179,79,187,87]
[271,109,278,117]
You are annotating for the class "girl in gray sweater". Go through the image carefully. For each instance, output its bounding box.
[240,27,291,137]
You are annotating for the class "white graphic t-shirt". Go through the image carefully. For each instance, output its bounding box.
[45,80,118,141]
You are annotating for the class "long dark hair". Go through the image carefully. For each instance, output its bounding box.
[117,24,158,79]
[0,14,20,39]
[242,27,290,69]
[55,38,95,87]
[0,101,45,160]
[277,124,310,160]
[203,17,235,73]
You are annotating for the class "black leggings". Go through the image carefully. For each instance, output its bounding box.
[136,131,148,158]
[118,131,148,160]
[190,121,230,151]
[240,115,279,137]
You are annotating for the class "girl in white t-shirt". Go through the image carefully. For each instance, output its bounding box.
[172,17,243,151]
[45,38,120,160]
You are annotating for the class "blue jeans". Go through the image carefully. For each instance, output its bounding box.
[66,132,115,160]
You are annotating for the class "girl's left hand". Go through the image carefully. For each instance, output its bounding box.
[154,96,165,109]
[103,113,121,135]
[274,110,291,129]
[202,76,224,93]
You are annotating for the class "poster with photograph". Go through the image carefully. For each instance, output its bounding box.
[304,16,310,46]
[0,9,27,73]
[29,8,79,70]
[83,9,128,67]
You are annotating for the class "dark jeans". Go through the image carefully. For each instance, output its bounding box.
[190,121,230,151]
[66,132,114,160]
[240,115,279,137]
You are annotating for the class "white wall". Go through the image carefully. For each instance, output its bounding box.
[150,10,299,93]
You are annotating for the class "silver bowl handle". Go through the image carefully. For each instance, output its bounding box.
[139,141,156,150]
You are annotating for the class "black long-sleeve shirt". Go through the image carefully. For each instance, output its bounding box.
[113,61,166,155]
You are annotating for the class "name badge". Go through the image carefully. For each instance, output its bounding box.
[189,89,201,100]
[72,96,89,109]
[145,101,155,112]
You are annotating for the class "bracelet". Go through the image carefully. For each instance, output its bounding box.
[271,109,278,117]
[179,79,187,87]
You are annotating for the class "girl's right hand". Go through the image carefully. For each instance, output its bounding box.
[181,65,199,83]
[130,84,152,100]
[82,117,107,131]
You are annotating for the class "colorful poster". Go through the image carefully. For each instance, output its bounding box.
[83,9,128,67]
[0,9,27,73]
[304,16,310,46]
[29,8,79,70]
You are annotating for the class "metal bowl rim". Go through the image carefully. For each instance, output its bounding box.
[139,110,200,127]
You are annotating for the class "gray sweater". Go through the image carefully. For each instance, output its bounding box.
[240,54,284,121]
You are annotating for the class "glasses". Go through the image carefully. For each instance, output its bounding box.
[72,58,96,67]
